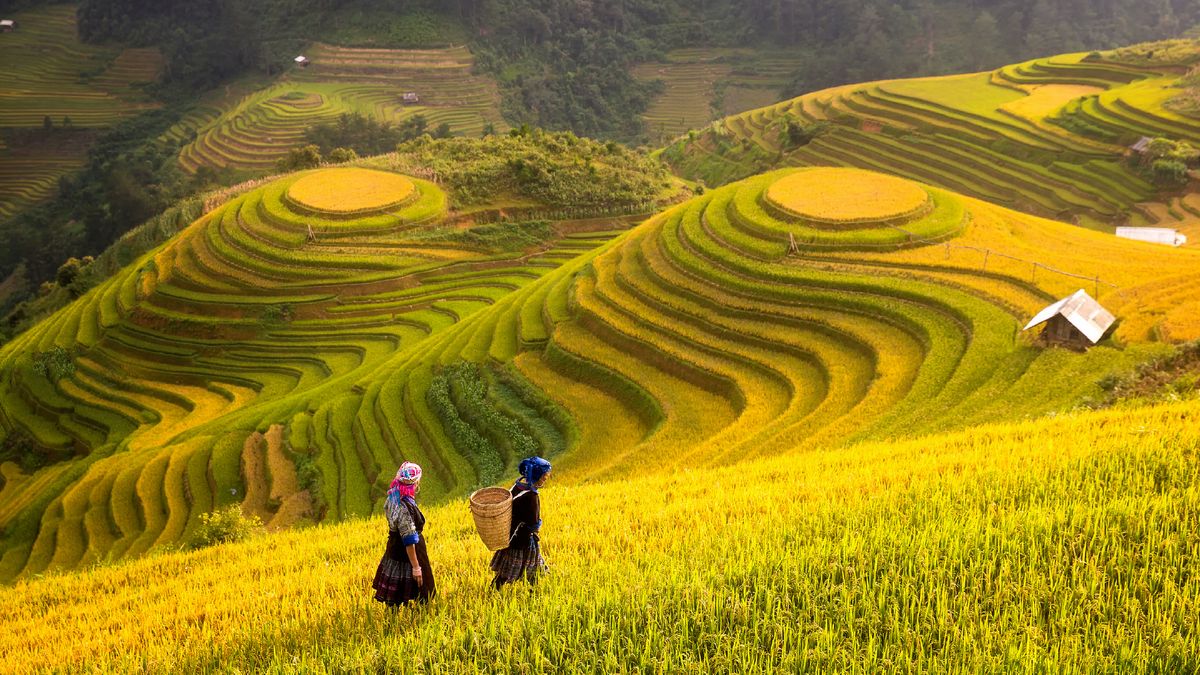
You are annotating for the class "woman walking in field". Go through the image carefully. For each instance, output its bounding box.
[491,456,552,589]
[372,461,436,606]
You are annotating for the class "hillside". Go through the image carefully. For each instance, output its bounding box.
[1,396,1197,671]
[633,48,807,145]
[176,44,506,174]
[662,40,1200,234]
[0,4,162,220]
[3,163,1200,582]
[0,134,680,581]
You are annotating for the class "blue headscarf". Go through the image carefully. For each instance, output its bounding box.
[516,456,552,493]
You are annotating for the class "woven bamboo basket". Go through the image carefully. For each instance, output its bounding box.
[469,487,513,551]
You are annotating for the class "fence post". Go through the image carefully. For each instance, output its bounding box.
[982,250,990,271]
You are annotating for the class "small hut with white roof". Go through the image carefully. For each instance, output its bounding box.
[1023,289,1115,349]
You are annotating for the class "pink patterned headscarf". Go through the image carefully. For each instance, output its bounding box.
[387,462,422,502]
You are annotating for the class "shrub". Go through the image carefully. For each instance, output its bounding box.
[1151,159,1188,186]
[191,506,262,549]
[326,147,358,164]
[275,145,323,173]
[31,346,75,381]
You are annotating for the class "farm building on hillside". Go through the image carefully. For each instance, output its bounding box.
[402,92,420,104]
[0,19,15,32]
[1115,226,1187,247]
[1023,289,1115,348]
[1129,136,1154,155]
[294,55,309,67]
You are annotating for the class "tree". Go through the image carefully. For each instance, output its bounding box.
[42,115,52,131]
[276,144,322,172]
[327,147,358,163]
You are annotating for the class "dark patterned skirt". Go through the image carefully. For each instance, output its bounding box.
[491,538,546,586]
[372,533,435,606]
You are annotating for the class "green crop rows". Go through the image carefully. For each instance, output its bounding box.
[0,165,1187,580]
[0,165,658,580]
[662,49,1200,230]
[178,44,506,173]
[0,5,163,217]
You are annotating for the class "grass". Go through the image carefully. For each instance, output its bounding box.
[0,396,1197,672]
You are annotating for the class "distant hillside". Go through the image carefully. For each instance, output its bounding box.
[174,44,505,174]
[662,40,1200,235]
[633,48,809,145]
[0,5,162,221]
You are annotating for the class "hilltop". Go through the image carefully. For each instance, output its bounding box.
[3,159,1200,582]
[662,40,1200,235]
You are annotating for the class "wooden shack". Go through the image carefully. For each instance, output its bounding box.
[402,92,420,104]
[1023,289,1115,349]
[294,55,310,67]
[1129,136,1154,156]
[0,19,16,32]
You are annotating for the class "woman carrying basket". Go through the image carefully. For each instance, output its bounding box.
[491,456,552,589]
[372,462,436,607]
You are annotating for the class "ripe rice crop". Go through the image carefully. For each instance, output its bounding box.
[764,167,931,225]
[286,168,417,215]
[0,398,1196,672]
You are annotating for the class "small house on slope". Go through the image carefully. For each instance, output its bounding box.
[402,92,420,104]
[0,19,15,32]
[1023,289,1115,348]
[294,55,310,67]
[1129,136,1154,156]
[1115,226,1187,247]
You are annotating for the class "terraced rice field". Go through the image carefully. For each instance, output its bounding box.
[0,5,161,128]
[0,5,162,216]
[0,138,88,220]
[634,48,806,144]
[178,44,505,173]
[4,166,1198,584]
[0,166,648,580]
[665,48,1200,229]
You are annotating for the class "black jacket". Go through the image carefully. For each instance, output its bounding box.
[508,484,540,549]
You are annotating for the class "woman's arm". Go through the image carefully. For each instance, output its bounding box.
[405,544,423,588]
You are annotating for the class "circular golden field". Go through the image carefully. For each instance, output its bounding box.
[765,168,930,224]
[287,168,416,214]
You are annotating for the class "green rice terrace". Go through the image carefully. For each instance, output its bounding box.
[634,48,806,145]
[0,4,163,219]
[176,44,506,173]
[662,40,1200,236]
[3,160,1200,583]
